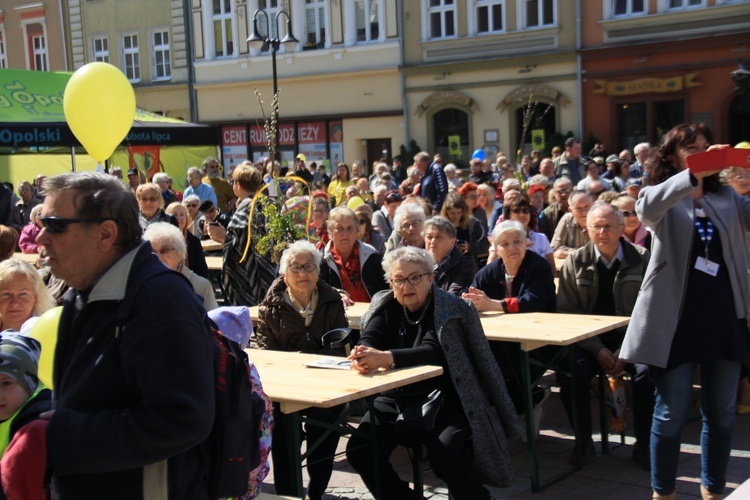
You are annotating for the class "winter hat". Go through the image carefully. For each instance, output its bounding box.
[0,331,41,395]
[208,307,253,348]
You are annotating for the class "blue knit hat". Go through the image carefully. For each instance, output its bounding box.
[0,331,41,395]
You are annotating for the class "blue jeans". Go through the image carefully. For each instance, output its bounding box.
[651,360,740,495]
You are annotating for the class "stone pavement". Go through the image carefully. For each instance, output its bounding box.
[260,376,750,499]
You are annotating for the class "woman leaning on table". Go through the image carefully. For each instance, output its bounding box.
[345,246,520,500]
[620,123,750,500]
[255,240,349,500]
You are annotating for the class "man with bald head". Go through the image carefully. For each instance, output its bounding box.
[557,202,653,468]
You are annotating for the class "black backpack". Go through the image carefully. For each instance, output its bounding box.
[114,265,263,499]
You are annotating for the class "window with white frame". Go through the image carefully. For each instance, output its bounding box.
[0,32,6,69]
[475,0,505,34]
[355,0,381,43]
[32,34,47,71]
[212,0,235,57]
[122,34,140,82]
[612,0,646,16]
[522,0,555,28]
[666,0,704,9]
[256,0,280,52]
[152,30,171,80]
[305,0,327,47]
[92,36,109,63]
[427,0,457,39]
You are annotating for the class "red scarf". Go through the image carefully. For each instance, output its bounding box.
[331,241,370,302]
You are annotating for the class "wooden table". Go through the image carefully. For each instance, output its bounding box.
[13,252,40,264]
[247,349,443,497]
[480,311,630,492]
[201,239,223,252]
[206,255,222,271]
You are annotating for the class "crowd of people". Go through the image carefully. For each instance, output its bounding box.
[0,122,745,499]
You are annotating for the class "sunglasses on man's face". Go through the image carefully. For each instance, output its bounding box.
[40,216,109,234]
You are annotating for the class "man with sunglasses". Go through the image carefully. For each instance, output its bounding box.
[35,172,214,498]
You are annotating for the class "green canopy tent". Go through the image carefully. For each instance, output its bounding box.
[0,68,220,187]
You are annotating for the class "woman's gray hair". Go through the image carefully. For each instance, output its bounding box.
[406,166,419,178]
[443,163,457,174]
[382,246,434,281]
[28,204,43,222]
[394,202,426,230]
[720,166,745,184]
[491,220,526,246]
[502,178,522,193]
[152,172,170,184]
[328,206,358,228]
[183,194,200,205]
[424,216,456,238]
[143,222,187,260]
[279,240,322,274]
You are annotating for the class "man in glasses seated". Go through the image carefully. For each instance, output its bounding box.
[34,172,214,497]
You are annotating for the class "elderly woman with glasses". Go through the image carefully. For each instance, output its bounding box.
[345,246,520,499]
[320,207,388,305]
[424,216,476,296]
[612,195,651,250]
[384,201,428,254]
[255,240,348,500]
[135,183,175,231]
[165,202,209,278]
[182,194,202,237]
[488,195,555,272]
[143,222,218,311]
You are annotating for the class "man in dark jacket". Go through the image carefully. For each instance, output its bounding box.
[414,151,449,212]
[557,201,654,469]
[36,172,214,499]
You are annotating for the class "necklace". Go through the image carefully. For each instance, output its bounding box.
[403,292,432,325]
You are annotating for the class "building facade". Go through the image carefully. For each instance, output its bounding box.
[63,0,192,120]
[190,0,403,172]
[580,0,750,151]
[0,0,67,71]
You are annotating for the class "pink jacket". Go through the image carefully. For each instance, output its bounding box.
[18,224,40,254]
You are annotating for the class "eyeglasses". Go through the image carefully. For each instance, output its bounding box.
[400,220,423,230]
[511,207,530,214]
[154,247,175,256]
[208,164,220,170]
[621,210,637,218]
[40,216,109,234]
[555,189,572,195]
[390,272,431,288]
[588,224,621,233]
[185,203,198,208]
[288,263,317,274]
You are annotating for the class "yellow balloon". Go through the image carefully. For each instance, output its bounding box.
[64,62,136,162]
[28,306,62,389]
[735,141,750,149]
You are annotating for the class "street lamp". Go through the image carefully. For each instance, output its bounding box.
[247,9,299,160]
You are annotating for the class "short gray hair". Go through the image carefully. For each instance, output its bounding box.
[152,172,170,184]
[382,246,434,281]
[634,142,650,155]
[406,166,419,178]
[328,206,359,228]
[424,216,456,238]
[394,202,426,230]
[186,166,202,179]
[42,172,141,252]
[443,163,457,174]
[491,220,526,246]
[502,178,522,193]
[143,222,187,260]
[183,194,200,205]
[527,174,550,188]
[587,200,625,226]
[279,240,322,274]
[553,177,573,190]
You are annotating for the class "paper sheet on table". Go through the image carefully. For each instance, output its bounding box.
[303,357,352,370]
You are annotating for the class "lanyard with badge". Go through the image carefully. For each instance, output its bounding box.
[694,207,718,277]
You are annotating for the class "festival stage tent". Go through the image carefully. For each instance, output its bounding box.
[0,68,220,188]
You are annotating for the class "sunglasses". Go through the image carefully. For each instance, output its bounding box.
[185,203,198,208]
[621,210,637,218]
[40,216,108,234]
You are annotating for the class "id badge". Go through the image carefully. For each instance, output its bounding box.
[695,256,719,277]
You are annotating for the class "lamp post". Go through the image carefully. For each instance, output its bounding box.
[247,9,299,161]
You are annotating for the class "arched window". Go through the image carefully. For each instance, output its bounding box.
[513,100,556,158]
[430,106,471,168]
